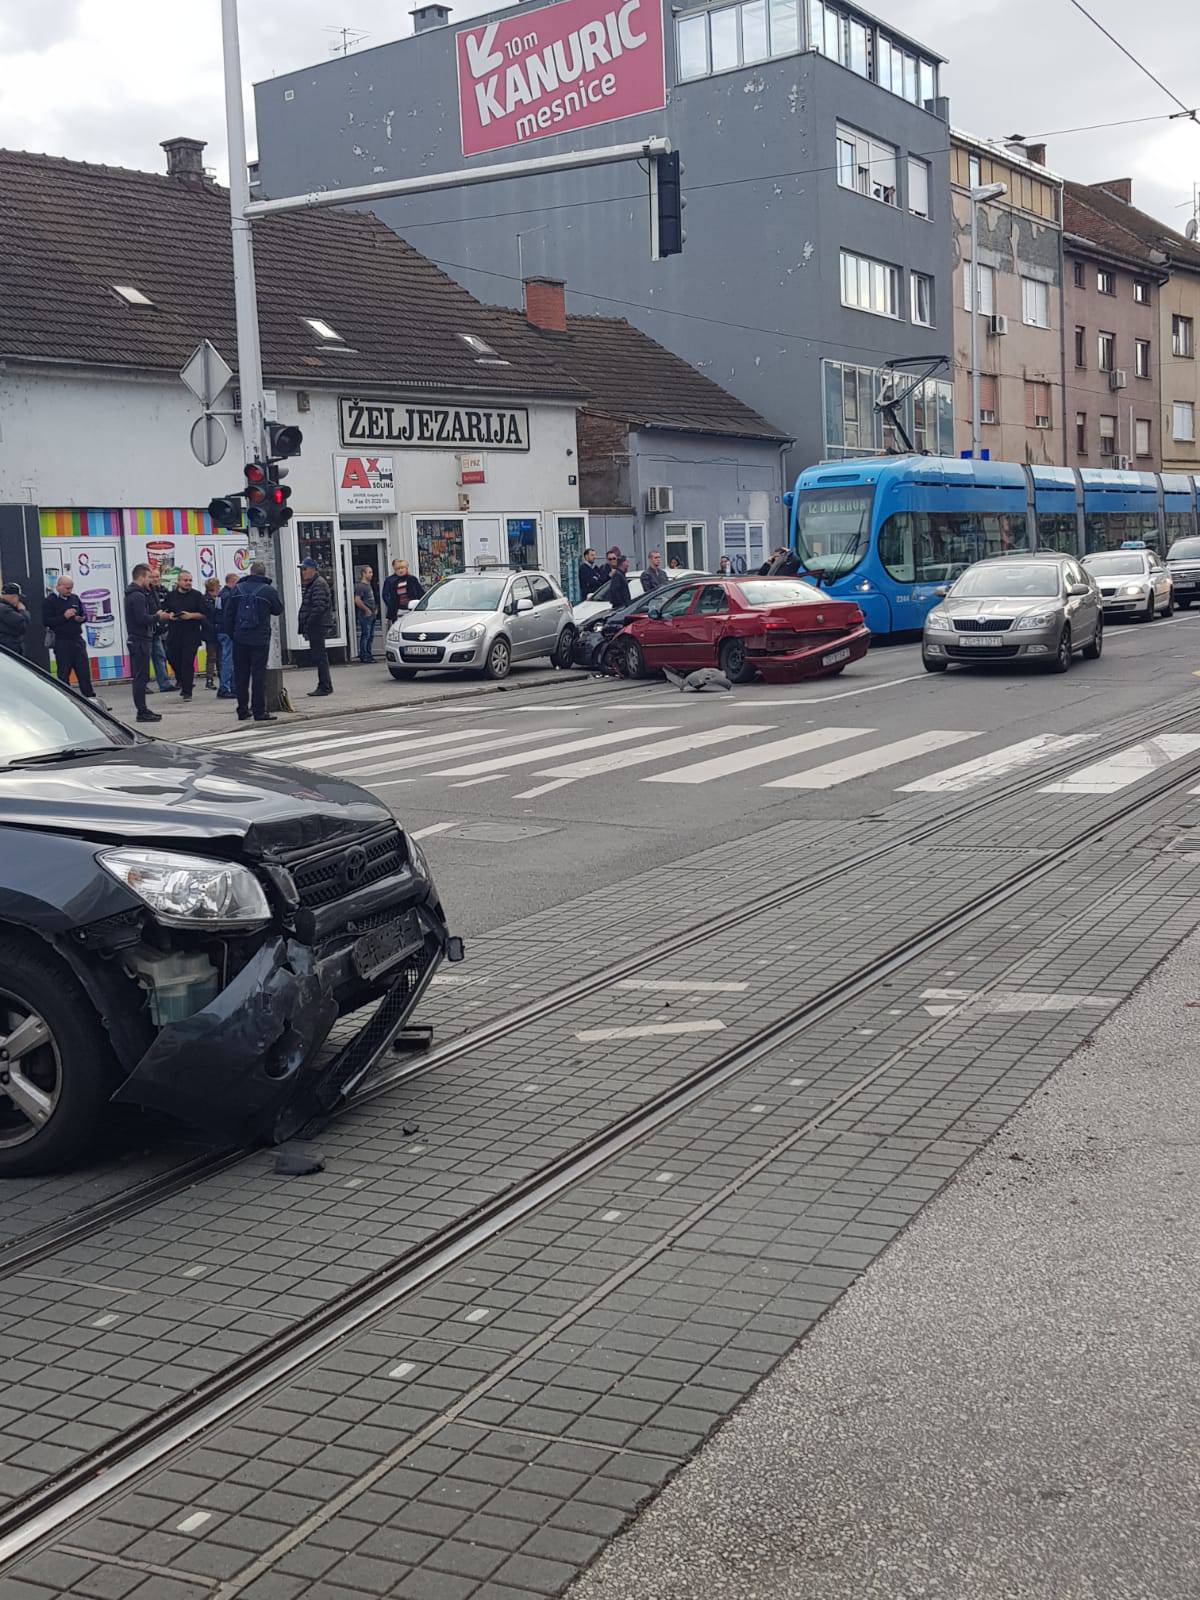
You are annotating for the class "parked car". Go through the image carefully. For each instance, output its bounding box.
[0,650,460,1175]
[1082,543,1173,621]
[922,552,1102,673]
[386,567,575,680]
[610,576,870,683]
[1165,535,1200,609]
[573,567,708,629]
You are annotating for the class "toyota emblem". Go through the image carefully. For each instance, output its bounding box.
[339,846,369,892]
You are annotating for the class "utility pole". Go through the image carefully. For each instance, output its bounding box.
[220,0,289,709]
[968,182,1006,458]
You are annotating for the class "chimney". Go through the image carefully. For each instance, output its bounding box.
[1025,142,1046,167]
[410,3,451,32]
[1093,177,1132,204]
[161,137,207,184]
[523,277,567,334]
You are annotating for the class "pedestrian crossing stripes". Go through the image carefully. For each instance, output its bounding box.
[192,718,1200,807]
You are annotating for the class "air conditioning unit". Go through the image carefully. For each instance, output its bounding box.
[980,408,997,424]
[987,313,1009,337]
[1116,454,1132,470]
[645,486,673,514]
[1109,368,1128,390]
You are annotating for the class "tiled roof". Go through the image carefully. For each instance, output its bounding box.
[0,147,583,399]
[492,309,789,442]
[1063,179,1200,274]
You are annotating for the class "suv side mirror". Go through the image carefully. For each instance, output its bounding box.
[515,597,534,613]
[1067,582,1090,597]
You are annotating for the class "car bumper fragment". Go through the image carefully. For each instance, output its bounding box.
[749,625,872,682]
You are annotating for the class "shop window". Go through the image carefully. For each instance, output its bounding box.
[506,517,538,568]
[415,517,464,584]
[556,515,586,602]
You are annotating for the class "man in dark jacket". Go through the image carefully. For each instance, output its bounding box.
[146,564,176,692]
[381,559,425,623]
[0,583,30,657]
[42,575,96,698]
[124,564,164,723]
[608,555,633,610]
[640,549,668,593]
[162,570,206,700]
[214,572,238,698]
[225,562,284,722]
[577,548,605,601]
[296,558,334,697]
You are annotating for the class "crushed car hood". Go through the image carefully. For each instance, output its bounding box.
[0,739,391,855]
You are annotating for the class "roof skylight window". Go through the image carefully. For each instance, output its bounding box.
[113,285,154,306]
[459,333,497,356]
[305,317,344,341]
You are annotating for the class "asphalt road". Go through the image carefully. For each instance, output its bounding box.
[187,611,1200,935]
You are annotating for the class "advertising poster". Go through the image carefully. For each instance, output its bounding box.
[334,454,398,513]
[456,0,665,158]
[38,512,128,681]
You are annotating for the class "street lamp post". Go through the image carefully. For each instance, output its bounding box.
[969,181,1007,458]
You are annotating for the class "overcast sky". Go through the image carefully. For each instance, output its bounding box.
[0,0,1195,228]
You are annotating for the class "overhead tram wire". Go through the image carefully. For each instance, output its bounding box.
[1062,0,1198,123]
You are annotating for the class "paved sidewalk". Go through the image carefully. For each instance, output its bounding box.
[94,658,580,737]
[570,926,1200,1600]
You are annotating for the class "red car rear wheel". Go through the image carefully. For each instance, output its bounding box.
[719,638,757,684]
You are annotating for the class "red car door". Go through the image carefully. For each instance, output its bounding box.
[637,584,703,667]
[689,583,732,665]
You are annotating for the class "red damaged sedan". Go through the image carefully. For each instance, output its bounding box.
[613,576,870,684]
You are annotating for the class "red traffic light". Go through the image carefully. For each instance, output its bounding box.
[267,486,285,508]
[244,462,266,485]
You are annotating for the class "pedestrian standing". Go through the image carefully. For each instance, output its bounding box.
[578,547,605,601]
[200,578,220,689]
[123,564,163,724]
[609,555,632,610]
[382,558,424,623]
[640,549,668,593]
[296,558,334,697]
[146,563,176,692]
[0,583,30,657]
[226,561,283,723]
[354,565,378,664]
[162,570,206,700]
[42,575,96,698]
[214,572,238,699]
[718,556,734,579]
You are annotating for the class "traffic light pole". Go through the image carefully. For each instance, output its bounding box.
[220,0,289,710]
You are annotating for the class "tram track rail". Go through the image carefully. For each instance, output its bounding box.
[4,687,1200,1289]
[4,694,1200,1569]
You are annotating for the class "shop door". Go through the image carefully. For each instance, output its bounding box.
[555,514,587,601]
[465,516,504,568]
[342,535,387,641]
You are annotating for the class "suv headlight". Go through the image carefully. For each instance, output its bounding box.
[100,848,271,928]
[448,624,485,643]
[925,609,954,630]
[1014,610,1062,630]
[406,836,431,881]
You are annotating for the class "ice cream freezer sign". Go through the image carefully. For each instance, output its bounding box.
[457,0,665,158]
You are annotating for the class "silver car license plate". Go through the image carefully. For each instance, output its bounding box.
[822,647,851,666]
[403,645,440,656]
[959,635,1005,648]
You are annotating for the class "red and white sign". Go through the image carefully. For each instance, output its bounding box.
[334,454,397,514]
[457,453,487,485]
[456,0,665,159]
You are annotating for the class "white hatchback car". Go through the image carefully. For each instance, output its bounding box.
[574,568,708,628]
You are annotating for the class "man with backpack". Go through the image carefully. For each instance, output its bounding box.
[224,561,283,722]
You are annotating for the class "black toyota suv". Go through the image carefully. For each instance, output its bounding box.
[0,649,460,1176]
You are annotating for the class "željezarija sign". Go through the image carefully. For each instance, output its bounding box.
[456,0,666,159]
[339,399,530,452]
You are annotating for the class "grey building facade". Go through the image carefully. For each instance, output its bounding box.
[253,0,955,479]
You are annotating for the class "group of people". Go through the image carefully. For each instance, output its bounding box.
[577,546,676,609]
[349,559,425,665]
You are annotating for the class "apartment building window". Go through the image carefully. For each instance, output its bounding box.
[1072,259,1085,288]
[1097,268,1116,296]
[1074,326,1086,368]
[1135,418,1152,457]
[1075,411,1087,454]
[1021,277,1050,329]
[1135,338,1151,378]
[907,157,930,219]
[963,261,995,316]
[910,271,934,326]
[1025,381,1052,430]
[841,249,900,318]
[1133,279,1150,304]
[1099,414,1117,457]
[810,4,938,101]
[1175,401,1197,442]
[836,125,897,205]
[677,0,801,80]
[1098,331,1115,372]
[968,153,981,187]
[1173,315,1195,358]
[978,374,998,424]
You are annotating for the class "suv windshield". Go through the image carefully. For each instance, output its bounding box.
[793,487,873,576]
[953,563,1062,598]
[1168,538,1200,561]
[1084,553,1146,576]
[0,653,130,768]
[410,577,507,612]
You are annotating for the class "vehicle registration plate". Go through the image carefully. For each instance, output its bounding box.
[959,635,1004,648]
[403,645,440,656]
[352,910,423,982]
[822,647,851,666]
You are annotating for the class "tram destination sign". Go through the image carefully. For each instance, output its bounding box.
[339,399,530,452]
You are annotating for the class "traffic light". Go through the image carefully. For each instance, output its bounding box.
[243,461,270,528]
[263,464,293,531]
[651,150,684,260]
[267,422,303,459]
[206,426,301,536]
[207,495,243,531]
